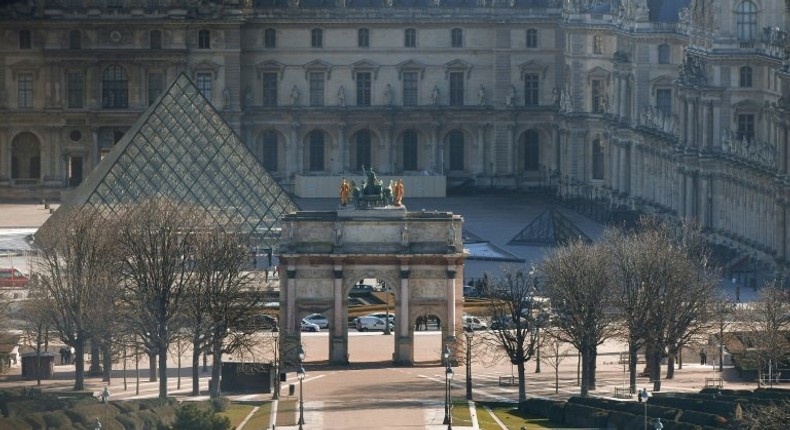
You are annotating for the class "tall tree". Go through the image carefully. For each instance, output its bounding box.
[482,268,541,407]
[34,207,118,391]
[117,198,198,399]
[541,239,616,396]
[191,227,261,398]
[739,282,790,386]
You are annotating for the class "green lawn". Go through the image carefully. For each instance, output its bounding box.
[465,402,577,430]
[218,402,255,428]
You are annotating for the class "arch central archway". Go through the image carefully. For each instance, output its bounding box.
[278,205,464,365]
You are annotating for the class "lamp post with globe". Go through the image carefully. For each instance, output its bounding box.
[297,345,306,430]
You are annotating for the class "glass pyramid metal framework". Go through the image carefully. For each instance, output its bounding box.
[49,73,298,249]
[508,208,591,246]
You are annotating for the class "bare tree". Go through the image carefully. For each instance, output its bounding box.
[482,267,541,406]
[541,239,616,396]
[117,198,198,399]
[741,399,790,429]
[539,331,573,394]
[191,226,261,398]
[739,282,790,387]
[34,207,119,391]
[17,275,54,386]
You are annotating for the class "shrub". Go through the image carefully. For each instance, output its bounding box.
[171,404,230,430]
[564,404,609,428]
[22,413,46,430]
[210,397,230,412]
[42,410,72,428]
[115,413,143,430]
[677,409,727,427]
[0,417,32,430]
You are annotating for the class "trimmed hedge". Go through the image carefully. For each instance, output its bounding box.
[568,396,680,421]
[649,396,741,420]
[676,409,729,427]
[563,403,609,428]
[518,398,566,424]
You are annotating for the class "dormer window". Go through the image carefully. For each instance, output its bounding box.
[736,1,758,42]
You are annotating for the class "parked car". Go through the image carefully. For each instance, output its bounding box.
[0,268,29,288]
[303,313,329,329]
[355,316,393,332]
[462,315,487,331]
[365,312,395,323]
[301,320,320,332]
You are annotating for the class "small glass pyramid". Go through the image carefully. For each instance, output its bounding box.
[47,73,298,249]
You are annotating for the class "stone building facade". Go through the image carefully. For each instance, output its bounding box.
[2,0,790,276]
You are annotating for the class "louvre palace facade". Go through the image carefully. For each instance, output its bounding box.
[2,0,790,277]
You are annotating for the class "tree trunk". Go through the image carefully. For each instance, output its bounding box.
[90,341,102,374]
[554,366,559,393]
[648,349,662,392]
[158,347,168,399]
[191,339,201,396]
[74,341,85,391]
[666,347,676,379]
[149,352,157,382]
[588,348,598,391]
[210,339,223,398]
[628,343,638,394]
[580,348,590,397]
[102,342,112,383]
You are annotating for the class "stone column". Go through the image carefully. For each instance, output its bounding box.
[399,267,410,338]
[445,265,457,344]
[508,123,516,176]
[339,121,348,172]
[394,266,413,365]
[289,122,300,178]
[286,266,296,333]
[431,121,440,172]
[331,266,348,364]
[382,122,392,173]
[477,123,487,175]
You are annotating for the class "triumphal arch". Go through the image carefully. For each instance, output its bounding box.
[278,168,465,365]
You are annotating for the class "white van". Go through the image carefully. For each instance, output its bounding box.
[355,316,393,332]
[463,315,487,331]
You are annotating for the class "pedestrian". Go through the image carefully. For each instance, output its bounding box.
[264,267,269,282]
[701,350,707,365]
[59,347,65,365]
[735,285,741,302]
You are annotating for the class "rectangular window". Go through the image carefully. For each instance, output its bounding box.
[358,28,369,48]
[18,73,33,109]
[449,72,464,106]
[356,72,371,106]
[67,71,84,109]
[593,35,604,54]
[309,72,324,107]
[150,30,162,50]
[19,30,31,49]
[737,114,755,141]
[264,28,276,48]
[524,73,539,106]
[591,79,603,113]
[198,30,210,49]
[311,28,323,48]
[451,29,463,48]
[405,29,416,48]
[262,72,278,106]
[526,29,538,48]
[402,72,418,106]
[658,44,670,64]
[196,72,212,103]
[739,67,753,88]
[148,72,164,106]
[656,88,672,115]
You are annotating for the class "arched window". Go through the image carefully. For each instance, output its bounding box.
[354,130,372,171]
[261,130,278,172]
[19,29,31,49]
[150,30,162,50]
[592,139,605,180]
[401,130,418,171]
[739,66,753,87]
[451,28,463,48]
[658,44,670,64]
[69,30,81,50]
[736,1,758,42]
[522,130,539,171]
[404,28,416,48]
[526,29,538,48]
[308,130,325,172]
[448,130,465,171]
[198,29,211,49]
[358,28,370,48]
[101,65,128,108]
[264,28,276,48]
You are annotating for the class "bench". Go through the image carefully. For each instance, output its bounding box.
[614,387,632,399]
[705,378,724,388]
[498,376,518,386]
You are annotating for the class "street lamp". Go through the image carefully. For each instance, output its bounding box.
[297,344,306,430]
[529,267,541,374]
[464,327,473,400]
[272,326,280,400]
[639,387,651,430]
[442,345,452,426]
[383,284,392,335]
[445,361,454,429]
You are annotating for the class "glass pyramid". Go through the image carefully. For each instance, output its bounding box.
[508,209,591,246]
[46,73,299,249]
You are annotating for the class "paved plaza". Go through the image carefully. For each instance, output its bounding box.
[0,195,765,429]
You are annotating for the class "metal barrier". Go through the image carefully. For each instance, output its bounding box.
[614,387,632,399]
[498,376,518,386]
[705,378,724,388]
